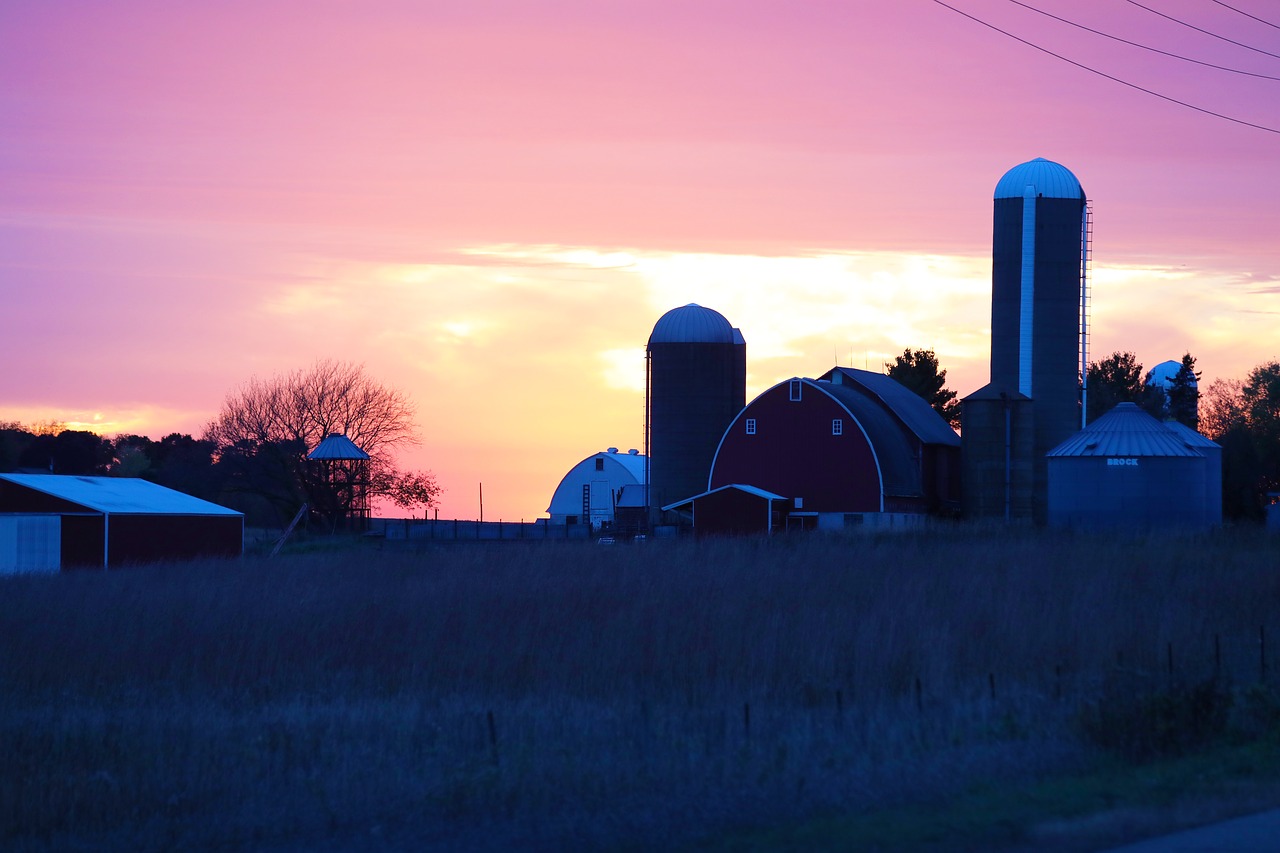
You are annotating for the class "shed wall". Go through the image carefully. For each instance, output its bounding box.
[0,516,60,573]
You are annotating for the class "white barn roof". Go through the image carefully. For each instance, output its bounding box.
[0,474,241,516]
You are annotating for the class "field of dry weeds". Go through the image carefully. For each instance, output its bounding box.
[2,527,1277,851]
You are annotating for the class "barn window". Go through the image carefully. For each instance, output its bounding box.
[595,457,604,471]
[832,418,843,436]
[745,418,757,435]
[789,379,802,401]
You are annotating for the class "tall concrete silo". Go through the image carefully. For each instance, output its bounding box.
[964,157,1091,522]
[645,304,746,521]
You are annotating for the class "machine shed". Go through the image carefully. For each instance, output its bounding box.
[0,474,243,569]
[1046,403,1215,530]
[546,448,647,530]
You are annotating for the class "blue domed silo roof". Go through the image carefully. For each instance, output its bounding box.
[994,157,1085,200]
[1148,359,1196,389]
[648,303,737,345]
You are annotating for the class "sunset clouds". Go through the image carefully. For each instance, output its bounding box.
[3,1,1279,518]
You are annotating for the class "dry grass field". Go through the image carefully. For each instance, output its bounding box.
[2,527,1278,851]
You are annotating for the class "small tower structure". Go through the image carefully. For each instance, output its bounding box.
[308,433,371,531]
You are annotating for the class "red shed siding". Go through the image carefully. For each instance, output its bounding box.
[710,383,882,512]
[691,488,779,536]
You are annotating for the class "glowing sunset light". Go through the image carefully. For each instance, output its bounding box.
[4,1,1279,520]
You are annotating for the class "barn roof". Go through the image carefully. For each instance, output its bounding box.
[0,474,242,516]
[1048,403,1204,458]
[822,367,960,447]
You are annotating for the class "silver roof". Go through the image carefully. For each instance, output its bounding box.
[0,474,242,516]
[661,483,787,512]
[1162,420,1219,448]
[994,157,1085,201]
[1047,403,1203,458]
[308,433,370,461]
[648,303,739,345]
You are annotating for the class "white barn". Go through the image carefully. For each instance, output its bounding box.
[546,448,646,530]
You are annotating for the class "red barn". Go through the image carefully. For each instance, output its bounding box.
[0,474,243,569]
[692,367,960,531]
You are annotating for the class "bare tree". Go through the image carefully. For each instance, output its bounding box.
[205,360,441,526]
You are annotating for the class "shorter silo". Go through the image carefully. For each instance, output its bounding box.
[961,383,1035,521]
[1047,403,1209,530]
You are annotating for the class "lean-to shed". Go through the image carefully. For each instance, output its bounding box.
[0,474,243,569]
[1046,403,1213,530]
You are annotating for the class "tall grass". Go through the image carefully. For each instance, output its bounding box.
[1,528,1277,850]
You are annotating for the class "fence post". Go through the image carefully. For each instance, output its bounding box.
[915,677,923,713]
[487,710,499,766]
[1262,626,1268,684]
[988,672,996,701]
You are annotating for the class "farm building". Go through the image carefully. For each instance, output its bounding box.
[0,474,243,570]
[669,366,960,533]
[646,304,746,521]
[546,448,647,531]
[1046,403,1220,530]
[963,157,1091,523]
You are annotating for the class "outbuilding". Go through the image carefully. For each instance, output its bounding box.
[546,448,647,531]
[701,366,961,531]
[0,474,243,570]
[1046,403,1218,530]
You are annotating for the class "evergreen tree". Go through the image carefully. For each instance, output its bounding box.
[885,348,960,429]
[1166,352,1201,429]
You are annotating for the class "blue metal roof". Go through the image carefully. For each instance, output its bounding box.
[994,157,1085,201]
[1048,403,1203,458]
[661,483,787,512]
[1162,420,1219,449]
[0,474,242,516]
[648,304,738,345]
[823,367,961,447]
[308,433,370,461]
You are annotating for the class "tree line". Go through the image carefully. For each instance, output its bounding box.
[0,361,442,529]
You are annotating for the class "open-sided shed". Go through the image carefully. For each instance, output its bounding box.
[0,474,243,569]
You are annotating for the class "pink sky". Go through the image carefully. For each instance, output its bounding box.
[3,0,1279,520]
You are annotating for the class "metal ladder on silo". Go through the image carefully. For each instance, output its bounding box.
[1079,201,1094,427]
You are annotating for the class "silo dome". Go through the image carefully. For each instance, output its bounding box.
[994,157,1085,200]
[648,303,736,345]
[1149,359,1196,390]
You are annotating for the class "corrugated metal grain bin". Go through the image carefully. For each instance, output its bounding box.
[1162,420,1222,527]
[1047,403,1210,530]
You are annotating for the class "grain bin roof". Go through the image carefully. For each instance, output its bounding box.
[308,433,370,461]
[1161,420,1219,449]
[1047,403,1202,458]
[0,474,242,516]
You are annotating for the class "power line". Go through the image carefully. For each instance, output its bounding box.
[929,0,1280,135]
[1120,0,1280,60]
[1003,0,1280,80]
[1207,0,1280,32]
